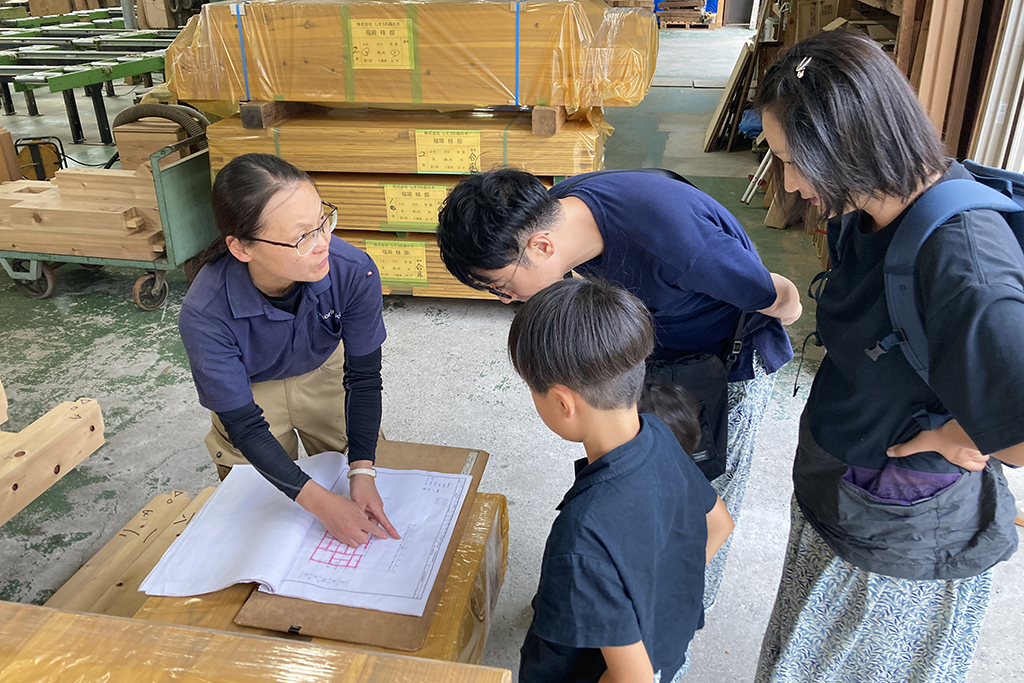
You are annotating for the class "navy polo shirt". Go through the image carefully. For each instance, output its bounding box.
[179,235,387,413]
[519,415,718,683]
[552,172,793,381]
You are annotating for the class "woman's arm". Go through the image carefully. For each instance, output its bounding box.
[757,273,803,325]
[705,496,734,565]
[599,641,654,683]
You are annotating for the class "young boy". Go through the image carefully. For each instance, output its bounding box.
[509,278,734,683]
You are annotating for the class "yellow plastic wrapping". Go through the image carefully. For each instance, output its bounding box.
[131,493,509,664]
[166,0,658,110]
[0,601,512,682]
[207,107,609,176]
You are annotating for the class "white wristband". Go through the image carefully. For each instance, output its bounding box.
[347,467,376,479]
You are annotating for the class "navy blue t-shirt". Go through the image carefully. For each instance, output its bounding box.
[179,235,387,413]
[551,172,793,381]
[519,415,718,683]
[806,163,1024,501]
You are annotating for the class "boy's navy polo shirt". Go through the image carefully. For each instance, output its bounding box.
[552,172,793,381]
[179,235,387,413]
[519,415,718,683]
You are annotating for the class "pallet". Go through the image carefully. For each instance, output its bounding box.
[657,1,703,9]
[659,19,712,28]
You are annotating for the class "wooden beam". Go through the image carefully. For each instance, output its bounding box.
[895,0,920,74]
[86,488,216,618]
[0,398,104,528]
[943,0,984,149]
[44,491,193,613]
[239,100,312,129]
[530,106,566,136]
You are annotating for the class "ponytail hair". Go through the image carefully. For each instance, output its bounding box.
[195,154,313,270]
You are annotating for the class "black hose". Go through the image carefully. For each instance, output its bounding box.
[111,104,208,153]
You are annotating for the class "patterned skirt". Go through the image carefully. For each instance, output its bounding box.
[704,352,777,610]
[755,496,993,683]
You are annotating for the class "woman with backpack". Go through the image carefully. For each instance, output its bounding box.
[755,30,1024,682]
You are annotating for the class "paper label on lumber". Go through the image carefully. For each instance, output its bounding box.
[382,184,448,226]
[351,18,413,69]
[365,239,428,285]
[415,130,481,173]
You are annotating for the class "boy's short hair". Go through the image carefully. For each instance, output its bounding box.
[638,381,702,454]
[508,278,654,410]
[437,169,561,290]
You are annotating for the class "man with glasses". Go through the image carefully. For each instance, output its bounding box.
[180,154,398,548]
[436,167,801,611]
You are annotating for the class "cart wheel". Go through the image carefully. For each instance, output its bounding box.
[133,272,169,311]
[11,260,56,299]
[80,263,104,271]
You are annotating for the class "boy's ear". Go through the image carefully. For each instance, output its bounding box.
[226,235,253,263]
[549,384,578,419]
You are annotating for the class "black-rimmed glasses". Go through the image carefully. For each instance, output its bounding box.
[482,241,527,300]
[251,201,338,257]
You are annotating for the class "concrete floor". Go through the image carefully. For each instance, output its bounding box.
[1,30,1022,682]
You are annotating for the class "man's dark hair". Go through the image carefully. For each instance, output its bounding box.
[437,168,561,290]
[508,278,654,410]
[756,30,948,219]
[638,381,701,454]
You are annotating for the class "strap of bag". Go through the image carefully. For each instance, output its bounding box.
[723,311,748,374]
[872,179,1023,384]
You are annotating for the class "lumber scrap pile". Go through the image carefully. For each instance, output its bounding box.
[167,0,657,110]
[657,1,709,28]
[0,167,166,262]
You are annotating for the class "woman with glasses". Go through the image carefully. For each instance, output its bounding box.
[179,153,399,548]
[755,31,1023,682]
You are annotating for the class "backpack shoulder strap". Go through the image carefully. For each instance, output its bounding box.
[875,179,1023,384]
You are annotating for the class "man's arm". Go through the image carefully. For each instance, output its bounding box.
[757,272,803,325]
[705,496,734,565]
[599,640,653,683]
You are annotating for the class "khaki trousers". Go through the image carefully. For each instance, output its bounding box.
[205,343,354,480]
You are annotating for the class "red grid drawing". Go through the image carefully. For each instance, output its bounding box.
[309,533,372,568]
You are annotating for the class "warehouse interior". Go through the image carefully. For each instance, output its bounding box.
[1,1,1023,681]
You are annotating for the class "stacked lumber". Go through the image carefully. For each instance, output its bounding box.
[607,0,655,7]
[313,173,555,232]
[208,109,608,177]
[166,0,657,110]
[113,117,187,172]
[334,229,491,300]
[657,1,708,28]
[0,168,166,262]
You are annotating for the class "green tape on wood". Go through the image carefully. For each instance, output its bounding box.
[339,5,355,103]
[406,4,421,104]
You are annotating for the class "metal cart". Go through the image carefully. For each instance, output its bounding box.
[0,134,218,310]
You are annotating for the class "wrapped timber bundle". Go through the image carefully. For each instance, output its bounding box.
[167,0,657,110]
[0,169,166,262]
[311,173,553,232]
[207,108,609,176]
[334,229,491,300]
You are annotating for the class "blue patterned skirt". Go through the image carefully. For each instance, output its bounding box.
[704,351,777,610]
[755,496,993,683]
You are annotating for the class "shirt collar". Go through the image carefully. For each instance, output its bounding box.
[556,415,652,510]
[224,254,333,321]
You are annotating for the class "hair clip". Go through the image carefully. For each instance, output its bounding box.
[795,56,812,79]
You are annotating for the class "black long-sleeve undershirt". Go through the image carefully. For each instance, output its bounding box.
[216,347,383,500]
